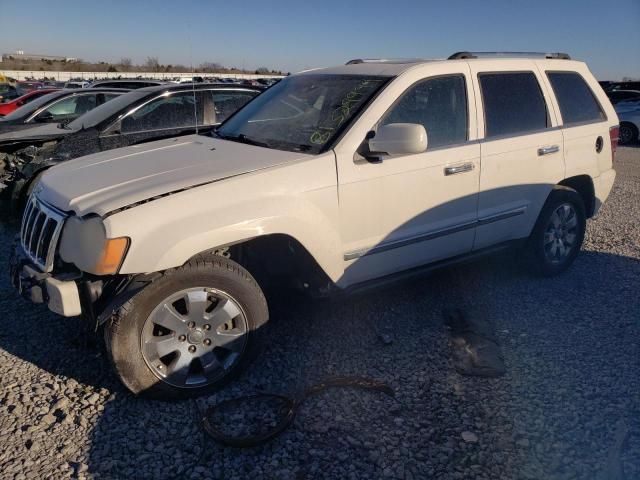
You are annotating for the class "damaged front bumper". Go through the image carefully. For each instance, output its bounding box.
[10,244,83,317]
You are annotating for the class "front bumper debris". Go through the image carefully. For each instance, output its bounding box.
[11,244,82,317]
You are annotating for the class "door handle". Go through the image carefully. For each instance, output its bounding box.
[444,163,474,176]
[538,145,560,156]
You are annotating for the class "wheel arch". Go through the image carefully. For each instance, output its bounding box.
[558,175,596,218]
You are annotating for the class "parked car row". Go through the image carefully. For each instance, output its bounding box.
[0,83,263,213]
[6,52,619,399]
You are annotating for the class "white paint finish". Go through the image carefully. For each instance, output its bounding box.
[335,62,479,285]
[27,57,620,290]
[107,152,343,280]
[468,60,565,249]
[39,135,311,217]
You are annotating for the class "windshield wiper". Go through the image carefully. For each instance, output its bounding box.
[217,133,270,148]
[57,122,71,130]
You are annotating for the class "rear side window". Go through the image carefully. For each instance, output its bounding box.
[381,75,468,149]
[547,72,605,125]
[479,72,549,138]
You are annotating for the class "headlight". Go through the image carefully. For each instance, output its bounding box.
[59,216,130,275]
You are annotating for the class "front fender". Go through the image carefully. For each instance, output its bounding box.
[104,155,343,282]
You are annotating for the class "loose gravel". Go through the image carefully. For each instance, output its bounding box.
[1,147,638,480]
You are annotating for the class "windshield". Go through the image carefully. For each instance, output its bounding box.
[216,74,389,153]
[0,91,67,121]
[67,89,148,130]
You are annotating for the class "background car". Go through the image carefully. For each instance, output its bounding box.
[64,81,90,89]
[0,88,129,133]
[0,88,60,117]
[89,79,168,89]
[0,84,24,103]
[0,83,264,212]
[606,89,640,105]
[616,101,640,145]
[17,81,45,92]
[610,81,640,92]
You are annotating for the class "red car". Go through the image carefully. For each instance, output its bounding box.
[0,88,60,116]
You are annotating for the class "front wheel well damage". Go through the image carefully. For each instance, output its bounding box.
[558,175,596,218]
[188,234,335,296]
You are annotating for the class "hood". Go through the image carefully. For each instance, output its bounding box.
[39,134,311,217]
[0,122,74,146]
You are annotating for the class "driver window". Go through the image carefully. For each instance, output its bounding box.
[380,75,468,149]
[121,91,203,133]
[35,94,98,122]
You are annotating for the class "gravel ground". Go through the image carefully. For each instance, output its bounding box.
[0,147,638,480]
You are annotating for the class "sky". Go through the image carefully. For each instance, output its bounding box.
[1,0,639,80]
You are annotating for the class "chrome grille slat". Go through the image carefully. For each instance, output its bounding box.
[20,195,67,273]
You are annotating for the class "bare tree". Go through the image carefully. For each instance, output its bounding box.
[255,67,270,74]
[199,62,223,73]
[145,56,160,73]
[120,57,132,71]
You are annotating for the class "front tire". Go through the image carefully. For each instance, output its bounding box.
[523,186,586,277]
[104,256,268,400]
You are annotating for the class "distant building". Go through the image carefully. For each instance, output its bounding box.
[2,51,77,62]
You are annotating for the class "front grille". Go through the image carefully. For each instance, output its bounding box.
[20,195,67,272]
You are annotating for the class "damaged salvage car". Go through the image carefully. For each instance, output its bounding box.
[0,83,263,214]
[10,53,617,399]
[0,88,129,133]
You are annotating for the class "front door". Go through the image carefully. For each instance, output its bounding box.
[336,69,480,287]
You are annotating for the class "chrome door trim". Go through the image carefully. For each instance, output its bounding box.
[478,205,527,225]
[343,206,527,261]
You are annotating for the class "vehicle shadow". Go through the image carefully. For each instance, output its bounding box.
[81,249,638,479]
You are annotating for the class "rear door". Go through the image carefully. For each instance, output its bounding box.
[540,66,611,185]
[99,90,205,150]
[469,61,564,249]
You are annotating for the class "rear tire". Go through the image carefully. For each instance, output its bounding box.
[104,256,268,400]
[523,186,586,277]
[618,123,638,146]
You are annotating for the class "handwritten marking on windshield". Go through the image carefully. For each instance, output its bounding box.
[309,80,377,145]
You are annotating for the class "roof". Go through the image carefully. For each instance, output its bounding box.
[298,54,583,78]
[135,83,265,94]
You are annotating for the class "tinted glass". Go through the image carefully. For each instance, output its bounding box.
[217,75,388,154]
[0,91,67,121]
[381,75,467,149]
[480,72,548,138]
[35,94,98,121]
[121,91,202,132]
[208,90,258,123]
[547,72,606,124]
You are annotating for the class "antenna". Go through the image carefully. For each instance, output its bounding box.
[186,21,198,134]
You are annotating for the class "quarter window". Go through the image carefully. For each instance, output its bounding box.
[479,72,549,138]
[380,75,468,149]
[547,72,605,125]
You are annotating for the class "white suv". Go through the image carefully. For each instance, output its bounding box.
[11,52,618,399]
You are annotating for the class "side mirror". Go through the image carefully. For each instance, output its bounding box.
[34,111,54,123]
[369,123,428,156]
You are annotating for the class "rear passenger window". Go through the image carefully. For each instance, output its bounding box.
[547,72,605,125]
[479,72,549,138]
[380,75,468,149]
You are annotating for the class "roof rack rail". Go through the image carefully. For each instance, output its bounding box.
[448,51,571,60]
[345,58,427,65]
